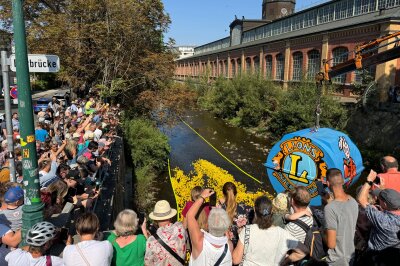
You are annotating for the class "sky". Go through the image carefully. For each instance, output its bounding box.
[162,0,329,46]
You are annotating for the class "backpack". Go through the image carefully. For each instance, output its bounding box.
[290,218,327,261]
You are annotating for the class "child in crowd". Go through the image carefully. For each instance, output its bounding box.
[182,186,210,230]
[0,185,24,231]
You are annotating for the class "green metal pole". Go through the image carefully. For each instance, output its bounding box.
[12,0,43,243]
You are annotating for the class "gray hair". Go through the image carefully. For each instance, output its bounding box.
[208,208,230,237]
[114,209,139,236]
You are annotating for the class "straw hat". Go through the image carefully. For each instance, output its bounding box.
[149,200,177,221]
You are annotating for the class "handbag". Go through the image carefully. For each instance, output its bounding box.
[153,233,186,265]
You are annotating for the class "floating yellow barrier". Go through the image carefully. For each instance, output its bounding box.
[169,159,273,221]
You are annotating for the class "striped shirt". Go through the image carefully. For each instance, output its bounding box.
[285,213,313,243]
[365,205,400,251]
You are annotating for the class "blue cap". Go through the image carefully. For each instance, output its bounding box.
[4,186,24,203]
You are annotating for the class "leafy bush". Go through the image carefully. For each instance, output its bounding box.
[123,118,170,171]
[198,75,282,128]
[123,118,171,211]
[268,82,348,138]
[194,75,348,142]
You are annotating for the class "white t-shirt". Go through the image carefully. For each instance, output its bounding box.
[239,224,300,266]
[5,249,64,266]
[189,238,232,266]
[63,240,113,266]
[94,129,102,141]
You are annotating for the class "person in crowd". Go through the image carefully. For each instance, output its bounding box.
[144,200,187,266]
[11,113,19,130]
[0,185,24,231]
[232,195,308,265]
[271,192,289,228]
[12,127,19,142]
[378,156,400,192]
[63,212,113,266]
[285,186,314,243]
[35,122,49,143]
[41,179,69,219]
[107,209,147,266]
[5,221,63,265]
[217,182,250,246]
[324,168,358,265]
[48,96,60,114]
[0,153,11,184]
[353,185,373,264]
[0,140,8,167]
[0,222,21,248]
[182,186,210,230]
[357,169,400,264]
[187,188,232,265]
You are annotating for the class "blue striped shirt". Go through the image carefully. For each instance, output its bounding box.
[366,205,400,251]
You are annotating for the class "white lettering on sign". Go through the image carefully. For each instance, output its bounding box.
[10,54,60,73]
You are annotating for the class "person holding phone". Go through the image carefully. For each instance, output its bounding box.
[182,186,211,230]
[187,188,232,265]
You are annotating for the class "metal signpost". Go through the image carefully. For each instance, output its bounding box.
[0,51,16,182]
[11,0,60,243]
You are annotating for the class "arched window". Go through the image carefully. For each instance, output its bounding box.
[219,61,224,76]
[332,47,348,83]
[245,57,252,74]
[224,60,228,77]
[307,50,320,79]
[292,52,303,81]
[265,55,272,79]
[254,56,260,74]
[275,54,284,80]
[231,59,236,77]
[237,59,242,75]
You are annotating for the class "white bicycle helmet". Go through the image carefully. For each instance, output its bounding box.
[26,221,57,246]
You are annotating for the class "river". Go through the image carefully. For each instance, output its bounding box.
[157,110,274,207]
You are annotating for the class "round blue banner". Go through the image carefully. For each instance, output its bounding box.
[265,128,364,205]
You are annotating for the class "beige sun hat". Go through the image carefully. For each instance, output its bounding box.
[272,193,289,212]
[149,200,177,221]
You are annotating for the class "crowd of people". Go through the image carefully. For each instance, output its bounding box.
[0,92,121,265]
[138,156,400,266]
[0,92,399,266]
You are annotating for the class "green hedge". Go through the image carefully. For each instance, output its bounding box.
[123,118,170,211]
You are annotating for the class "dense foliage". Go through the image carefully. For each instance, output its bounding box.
[123,118,171,211]
[196,75,348,141]
[198,75,282,128]
[0,0,174,109]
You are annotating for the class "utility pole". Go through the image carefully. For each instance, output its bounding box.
[12,0,43,241]
[1,51,16,182]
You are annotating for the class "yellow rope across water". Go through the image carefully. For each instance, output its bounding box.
[180,119,262,184]
[168,158,182,221]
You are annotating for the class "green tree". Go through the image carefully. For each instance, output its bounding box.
[0,0,174,109]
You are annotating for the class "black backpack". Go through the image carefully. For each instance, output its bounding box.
[290,218,327,261]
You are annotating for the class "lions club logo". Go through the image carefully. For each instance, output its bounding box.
[271,137,327,198]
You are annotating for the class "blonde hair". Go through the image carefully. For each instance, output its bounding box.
[223,182,237,221]
[191,186,202,201]
[114,209,138,236]
[46,180,68,201]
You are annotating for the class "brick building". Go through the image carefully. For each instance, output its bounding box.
[175,0,400,101]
